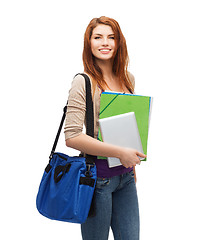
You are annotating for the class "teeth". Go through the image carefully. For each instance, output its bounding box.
[100,49,110,52]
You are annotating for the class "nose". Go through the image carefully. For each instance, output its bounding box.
[102,37,108,46]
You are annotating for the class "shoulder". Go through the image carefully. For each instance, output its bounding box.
[69,73,96,99]
[71,73,94,88]
[127,71,135,88]
[70,73,89,93]
[71,74,86,89]
[67,74,86,101]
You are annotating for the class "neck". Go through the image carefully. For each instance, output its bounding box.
[95,58,114,79]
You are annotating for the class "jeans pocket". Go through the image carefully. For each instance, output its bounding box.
[96,178,110,189]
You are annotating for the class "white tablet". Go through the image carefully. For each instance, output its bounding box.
[99,112,145,168]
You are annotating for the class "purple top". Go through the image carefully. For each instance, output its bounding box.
[96,157,133,178]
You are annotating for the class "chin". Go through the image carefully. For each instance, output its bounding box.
[98,55,114,61]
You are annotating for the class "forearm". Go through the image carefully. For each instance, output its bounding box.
[66,133,123,158]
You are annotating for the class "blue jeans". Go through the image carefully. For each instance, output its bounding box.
[81,170,140,240]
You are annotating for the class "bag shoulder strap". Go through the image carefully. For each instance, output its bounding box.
[49,73,96,165]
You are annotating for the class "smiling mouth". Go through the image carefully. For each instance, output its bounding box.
[99,49,111,52]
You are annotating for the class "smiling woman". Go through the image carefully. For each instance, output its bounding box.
[64,16,144,240]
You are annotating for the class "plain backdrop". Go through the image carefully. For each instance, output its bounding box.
[1,0,210,239]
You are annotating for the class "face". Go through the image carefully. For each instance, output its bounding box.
[90,24,116,62]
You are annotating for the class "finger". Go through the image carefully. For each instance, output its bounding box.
[136,151,147,159]
[124,163,130,168]
[132,162,137,168]
[137,160,141,165]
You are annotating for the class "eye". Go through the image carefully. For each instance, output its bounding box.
[109,36,115,39]
[94,36,101,39]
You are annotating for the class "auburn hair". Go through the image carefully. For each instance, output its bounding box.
[82,16,134,94]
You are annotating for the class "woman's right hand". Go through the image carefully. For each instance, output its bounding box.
[118,147,147,168]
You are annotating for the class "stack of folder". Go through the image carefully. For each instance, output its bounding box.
[98,92,152,166]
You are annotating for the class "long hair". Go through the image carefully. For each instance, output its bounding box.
[83,16,134,93]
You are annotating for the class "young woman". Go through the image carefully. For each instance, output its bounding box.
[64,16,146,240]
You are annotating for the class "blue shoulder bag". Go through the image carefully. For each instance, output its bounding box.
[36,74,97,223]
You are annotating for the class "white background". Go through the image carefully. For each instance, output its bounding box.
[1,0,210,239]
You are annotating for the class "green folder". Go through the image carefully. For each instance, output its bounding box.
[98,92,152,161]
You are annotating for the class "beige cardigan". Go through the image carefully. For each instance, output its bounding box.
[64,73,135,141]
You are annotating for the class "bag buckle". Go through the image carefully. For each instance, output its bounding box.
[49,151,54,161]
[85,163,95,177]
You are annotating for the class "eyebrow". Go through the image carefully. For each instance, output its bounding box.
[93,33,115,36]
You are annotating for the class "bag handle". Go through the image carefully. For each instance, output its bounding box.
[49,73,96,165]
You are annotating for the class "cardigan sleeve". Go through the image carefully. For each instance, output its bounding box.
[64,74,86,140]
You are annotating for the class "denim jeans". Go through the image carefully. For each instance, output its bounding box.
[81,170,140,240]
